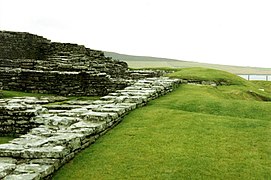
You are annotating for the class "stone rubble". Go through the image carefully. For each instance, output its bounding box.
[0,77,180,179]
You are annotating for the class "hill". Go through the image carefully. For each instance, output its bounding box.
[105,51,271,74]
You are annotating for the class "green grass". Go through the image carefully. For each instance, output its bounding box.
[53,68,271,179]
[0,137,14,144]
[166,67,248,85]
[2,90,100,104]
[2,90,55,98]
[252,81,271,93]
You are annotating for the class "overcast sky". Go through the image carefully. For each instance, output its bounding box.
[1,0,271,68]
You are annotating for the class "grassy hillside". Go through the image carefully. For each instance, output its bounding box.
[105,51,271,74]
[53,68,271,179]
[252,81,271,94]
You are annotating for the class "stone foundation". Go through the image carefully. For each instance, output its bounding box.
[0,77,180,179]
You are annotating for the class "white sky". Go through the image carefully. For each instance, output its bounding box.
[1,0,271,68]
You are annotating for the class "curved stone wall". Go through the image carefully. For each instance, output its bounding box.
[0,77,180,179]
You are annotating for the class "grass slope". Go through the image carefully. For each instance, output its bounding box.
[252,81,271,94]
[53,68,271,179]
[167,67,246,85]
[105,51,271,74]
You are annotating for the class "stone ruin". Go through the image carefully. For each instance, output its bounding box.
[0,31,131,96]
[0,31,180,179]
[0,78,180,179]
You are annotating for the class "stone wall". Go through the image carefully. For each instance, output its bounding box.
[0,68,128,96]
[0,98,44,136]
[0,31,50,60]
[0,97,68,136]
[128,70,167,79]
[0,77,180,179]
[0,31,130,96]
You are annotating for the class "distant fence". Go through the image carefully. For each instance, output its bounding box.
[237,74,271,81]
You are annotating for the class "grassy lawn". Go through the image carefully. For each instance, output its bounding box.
[2,90,100,103]
[2,90,55,98]
[53,68,271,179]
[0,137,14,144]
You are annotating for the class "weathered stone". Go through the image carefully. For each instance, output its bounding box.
[9,134,48,148]
[0,157,17,164]
[13,163,54,179]
[29,159,61,170]
[4,173,41,180]
[81,111,113,122]
[0,31,131,96]
[21,145,70,159]
[0,75,180,179]
[0,162,16,179]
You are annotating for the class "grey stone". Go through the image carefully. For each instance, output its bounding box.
[0,163,16,179]
[4,173,41,180]
[0,75,180,179]
[13,163,54,179]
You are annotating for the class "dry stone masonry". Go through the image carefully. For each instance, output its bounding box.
[0,77,180,179]
[0,97,67,137]
[0,31,130,96]
[0,30,177,179]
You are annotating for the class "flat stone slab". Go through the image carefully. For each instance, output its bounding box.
[81,111,118,122]
[4,173,41,180]
[13,163,54,179]
[92,107,126,116]
[33,115,79,126]
[0,162,16,179]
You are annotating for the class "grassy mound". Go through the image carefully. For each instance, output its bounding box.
[167,67,248,85]
[53,68,271,179]
[167,67,271,101]
[252,81,271,93]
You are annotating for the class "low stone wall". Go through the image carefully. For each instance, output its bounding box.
[0,77,180,179]
[128,70,167,79]
[0,99,44,136]
[0,97,67,137]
